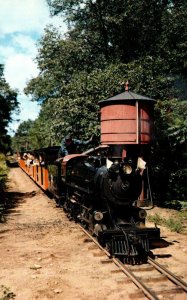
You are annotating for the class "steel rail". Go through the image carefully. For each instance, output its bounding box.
[148,256,187,292]
[79,225,159,300]
[111,257,159,300]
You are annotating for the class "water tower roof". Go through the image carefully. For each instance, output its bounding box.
[99,90,155,106]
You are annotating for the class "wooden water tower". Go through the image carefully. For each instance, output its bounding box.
[99,82,155,148]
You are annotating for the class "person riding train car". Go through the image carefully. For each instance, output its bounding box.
[59,134,93,157]
[56,133,93,207]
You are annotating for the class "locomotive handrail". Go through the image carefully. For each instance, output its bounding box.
[82,144,110,155]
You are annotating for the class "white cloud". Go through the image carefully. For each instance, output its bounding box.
[12,34,38,56]
[0,45,16,61]
[19,94,40,121]
[0,34,38,88]
[0,0,67,136]
[4,53,38,91]
[0,0,66,36]
[9,94,40,131]
[0,0,66,91]
[0,0,49,36]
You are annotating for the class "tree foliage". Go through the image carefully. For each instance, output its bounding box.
[47,0,169,62]
[0,65,19,153]
[11,120,35,152]
[152,100,187,201]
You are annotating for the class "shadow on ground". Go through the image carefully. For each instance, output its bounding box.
[0,191,37,223]
[6,160,19,168]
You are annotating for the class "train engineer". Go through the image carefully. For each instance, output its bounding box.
[59,134,93,156]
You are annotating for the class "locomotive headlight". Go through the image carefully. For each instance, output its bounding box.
[122,164,132,174]
[138,209,147,219]
[94,211,104,221]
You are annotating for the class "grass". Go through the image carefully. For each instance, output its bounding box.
[0,153,8,221]
[0,162,16,300]
[0,153,8,190]
[147,210,187,233]
[0,286,16,300]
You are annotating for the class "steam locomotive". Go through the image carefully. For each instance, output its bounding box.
[18,85,161,264]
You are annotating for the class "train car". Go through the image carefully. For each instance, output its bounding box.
[18,84,161,264]
[18,146,61,196]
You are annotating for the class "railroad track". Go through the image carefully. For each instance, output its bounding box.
[79,224,187,300]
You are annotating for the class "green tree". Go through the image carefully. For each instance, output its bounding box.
[47,0,169,62]
[0,64,19,153]
[152,99,187,201]
[11,120,34,152]
[159,0,187,77]
[46,0,187,81]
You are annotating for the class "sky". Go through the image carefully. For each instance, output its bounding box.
[0,0,67,135]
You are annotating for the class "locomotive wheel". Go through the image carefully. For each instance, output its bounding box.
[65,187,83,222]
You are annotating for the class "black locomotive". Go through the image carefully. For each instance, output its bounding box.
[57,147,160,264]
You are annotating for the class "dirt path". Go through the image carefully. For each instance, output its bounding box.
[0,167,136,300]
[0,167,187,300]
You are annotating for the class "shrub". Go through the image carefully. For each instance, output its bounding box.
[147,210,187,233]
[0,154,8,221]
